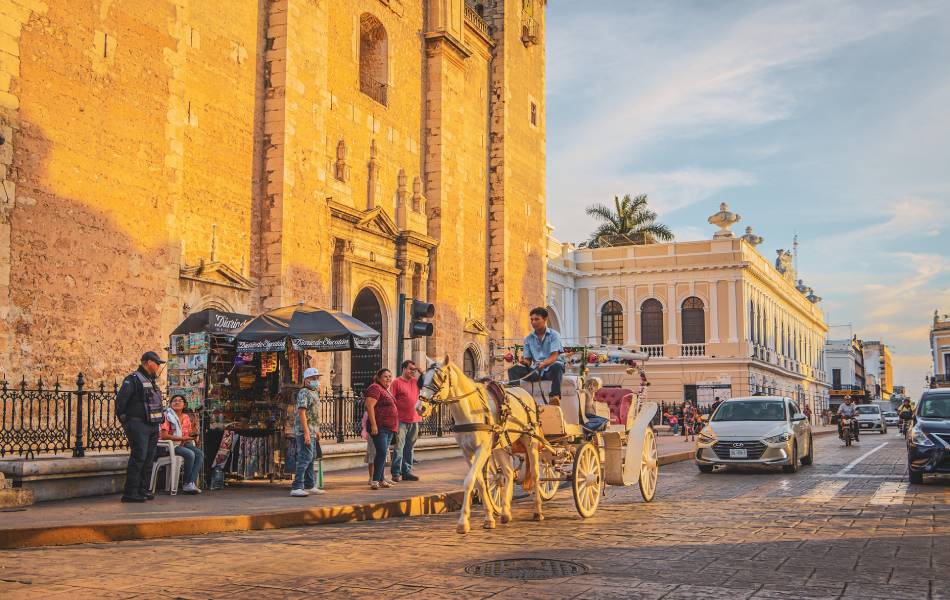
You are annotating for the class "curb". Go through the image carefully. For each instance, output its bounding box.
[0,449,719,550]
[0,490,464,550]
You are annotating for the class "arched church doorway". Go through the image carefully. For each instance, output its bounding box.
[352,288,384,393]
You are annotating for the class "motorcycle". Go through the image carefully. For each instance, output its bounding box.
[839,416,856,446]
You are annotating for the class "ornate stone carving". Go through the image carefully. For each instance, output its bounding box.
[740,226,763,247]
[412,175,425,212]
[334,139,349,182]
[367,139,379,209]
[707,202,740,239]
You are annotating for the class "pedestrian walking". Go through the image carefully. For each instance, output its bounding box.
[669,413,679,436]
[683,401,698,442]
[390,360,421,482]
[290,367,325,497]
[803,404,812,425]
[114,351,167,503]
[159,394,204,494]
[365,368,399,490]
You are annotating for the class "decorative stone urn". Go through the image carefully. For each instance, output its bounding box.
[708,202,740,239]
[740,226,763,247]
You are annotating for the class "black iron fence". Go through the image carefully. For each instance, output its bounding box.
[1,374,454,459]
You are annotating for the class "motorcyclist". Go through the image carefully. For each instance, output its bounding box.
[897,399,914,435]
[837,395,859,442]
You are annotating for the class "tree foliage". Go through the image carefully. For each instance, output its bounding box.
[582,194,674,248]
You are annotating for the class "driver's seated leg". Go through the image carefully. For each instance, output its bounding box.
[543,362,564,405]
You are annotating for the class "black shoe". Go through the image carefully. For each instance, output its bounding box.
[402,473,420,481]
[121,495,147,503]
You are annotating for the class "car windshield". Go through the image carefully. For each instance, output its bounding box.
[855,406,880,414]
[918,396,950,419]
[712,400,786,422]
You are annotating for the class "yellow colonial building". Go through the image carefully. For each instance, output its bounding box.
[0,0,549,388]
[546,204,831,413]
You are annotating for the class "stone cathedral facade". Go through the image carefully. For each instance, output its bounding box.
[0,0,548,386]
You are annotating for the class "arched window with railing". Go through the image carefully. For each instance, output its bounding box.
[463,346,479,379]
[681,296,705,344]
[600,300,624,345]
[640,299,664,346]
[359,13,388,105]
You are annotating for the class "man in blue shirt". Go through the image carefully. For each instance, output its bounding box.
[507,307,565,403]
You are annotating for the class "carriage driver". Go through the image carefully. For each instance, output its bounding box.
[508,307,565,405]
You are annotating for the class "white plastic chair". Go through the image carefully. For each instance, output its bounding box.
[149,440,183,495]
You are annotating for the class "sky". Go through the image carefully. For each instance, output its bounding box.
[545,0,950,400]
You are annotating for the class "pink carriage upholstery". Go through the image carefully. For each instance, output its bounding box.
[595,387,634,425]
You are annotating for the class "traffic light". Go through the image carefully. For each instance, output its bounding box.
[409,299,435,338]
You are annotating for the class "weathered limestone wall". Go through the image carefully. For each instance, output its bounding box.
[0,0,549,383]
[484,0,547,344]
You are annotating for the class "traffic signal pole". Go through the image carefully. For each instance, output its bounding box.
[396,293,407,371]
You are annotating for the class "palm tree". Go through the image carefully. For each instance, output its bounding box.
[583,194,674,248]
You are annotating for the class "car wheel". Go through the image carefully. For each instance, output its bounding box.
[782,442,799,474]
[697,463,714,474]
[800,435,814,466]
[908,470,924,485]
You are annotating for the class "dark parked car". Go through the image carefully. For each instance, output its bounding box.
[906,389,950,484]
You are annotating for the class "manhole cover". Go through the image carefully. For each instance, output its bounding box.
[465,558,588,580]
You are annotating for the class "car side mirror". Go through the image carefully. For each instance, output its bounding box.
[792,413,806,422]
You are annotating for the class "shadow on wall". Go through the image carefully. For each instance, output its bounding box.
[8,119,180,381]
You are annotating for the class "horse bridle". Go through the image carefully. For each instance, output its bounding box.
[419,363,482,406]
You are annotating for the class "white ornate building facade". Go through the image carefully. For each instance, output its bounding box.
[546,204,831,413]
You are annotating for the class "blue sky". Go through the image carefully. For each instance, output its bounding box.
[545,0,950,400]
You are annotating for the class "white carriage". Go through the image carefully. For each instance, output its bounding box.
[484,347,659,518]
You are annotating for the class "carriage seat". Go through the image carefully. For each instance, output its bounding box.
[595,387,635,426]
[520,376,582,426]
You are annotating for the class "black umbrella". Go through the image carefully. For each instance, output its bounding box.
[233,304,381,353]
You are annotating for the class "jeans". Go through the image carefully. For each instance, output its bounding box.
[671,423,680,435]
[122,418,159,497]
[371,428,395,482]
[292,434,317,490]
[175,443,205,485]
[391,421,419,478]
[507,361,564,397]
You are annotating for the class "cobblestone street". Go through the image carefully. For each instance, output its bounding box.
[2,433,948,599]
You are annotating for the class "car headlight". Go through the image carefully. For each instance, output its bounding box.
[910,427,934,447]
[697,429,716,444]
[764,432,792,444]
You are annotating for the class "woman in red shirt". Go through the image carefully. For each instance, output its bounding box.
[364,368,399,489]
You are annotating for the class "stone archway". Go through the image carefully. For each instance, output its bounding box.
[352,288,384,393]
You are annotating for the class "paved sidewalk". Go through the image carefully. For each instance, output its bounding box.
[0,426,837,549]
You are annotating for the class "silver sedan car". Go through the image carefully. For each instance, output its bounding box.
[695,396,814,474]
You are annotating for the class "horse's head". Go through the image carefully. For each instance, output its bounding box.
[416,355,452,419]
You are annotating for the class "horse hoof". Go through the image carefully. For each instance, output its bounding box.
[500,514,512,524]
[533,513,544,522]
[483,521,496,530]
[457,523,470,534]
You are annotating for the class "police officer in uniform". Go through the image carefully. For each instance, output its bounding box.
[115,351,166,502]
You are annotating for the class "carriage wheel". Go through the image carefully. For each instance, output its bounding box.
[639,426,659,502]
[538,456,560,501]
[572,442,602,518]
[483,452,512,514]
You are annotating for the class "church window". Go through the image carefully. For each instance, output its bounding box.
[359,14,388,106]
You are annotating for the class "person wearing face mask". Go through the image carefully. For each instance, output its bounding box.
[115,351,167,503]
[290,367,325,497]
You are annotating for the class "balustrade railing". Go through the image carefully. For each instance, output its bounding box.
[681,343,706,357]
[359,72,388,105]
[639,344,664,358]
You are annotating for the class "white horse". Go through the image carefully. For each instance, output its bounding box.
[416,357,544,534]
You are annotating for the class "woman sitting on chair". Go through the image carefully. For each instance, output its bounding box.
[159,394,204,495]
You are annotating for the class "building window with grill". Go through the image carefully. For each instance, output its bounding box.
[681,297,705,344]
[640,299,664,346]
[359,13,388,106]
[832,368,841,389]
[600,301,624,345]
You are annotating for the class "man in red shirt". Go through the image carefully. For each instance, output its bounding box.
[390,360,422,481]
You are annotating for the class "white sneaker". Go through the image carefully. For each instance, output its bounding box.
[307,486,326,495]
[182,483,201,494]
[290,489,309,497]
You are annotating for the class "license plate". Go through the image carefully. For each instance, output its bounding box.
[729,448,748,458]
[861,423,871,428]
